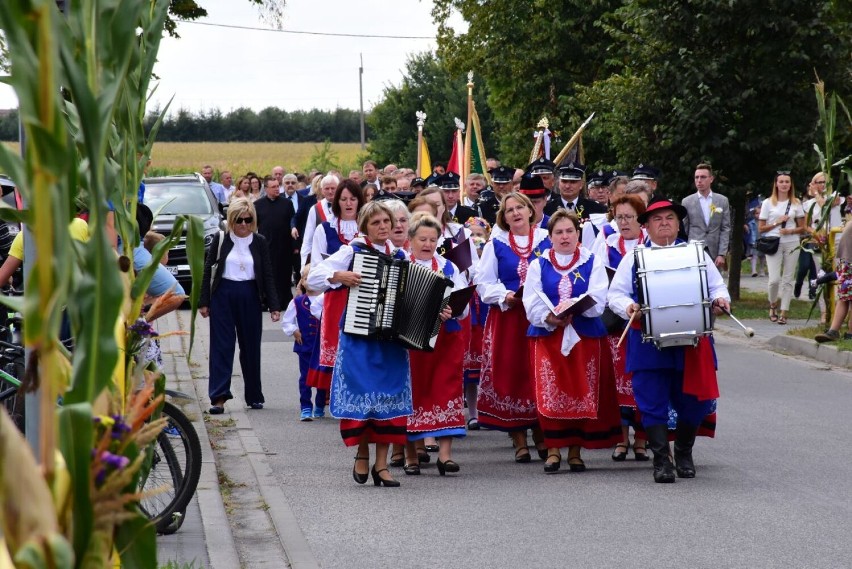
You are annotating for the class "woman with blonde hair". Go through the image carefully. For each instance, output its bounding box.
[758,172,805,325]
[200,198,281,414]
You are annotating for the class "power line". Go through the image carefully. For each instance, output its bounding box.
[179,19,434,40]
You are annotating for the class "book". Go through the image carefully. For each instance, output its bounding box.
[447,285,476,317]
[534,289,597,319]
[442,237,474,272]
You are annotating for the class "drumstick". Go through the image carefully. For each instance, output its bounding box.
[617,308,639,348]
[719,306,755,338]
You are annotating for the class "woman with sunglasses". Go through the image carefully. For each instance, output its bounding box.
[200,198,281,414]
[759,172,805,325]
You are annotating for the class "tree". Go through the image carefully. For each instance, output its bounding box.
[570,0,851,296]
[433,0,621,167]
[367,52,496,169]
[166,0,285,36]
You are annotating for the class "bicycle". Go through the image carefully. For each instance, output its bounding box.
[138,396,202,535]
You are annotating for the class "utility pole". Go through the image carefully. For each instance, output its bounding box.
[359,53,366,151]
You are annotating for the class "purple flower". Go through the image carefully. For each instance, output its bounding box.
[100,450,130,470]
[127,318,159,338]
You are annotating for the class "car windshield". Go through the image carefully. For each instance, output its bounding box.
[144,183,213,215]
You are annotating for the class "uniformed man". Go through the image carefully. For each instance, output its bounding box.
[587,169,610,206]
[631,164,664,200]
[544,162,608,222]
[525,157,556,193]
[439,172,478,224]
[480,166,515,226]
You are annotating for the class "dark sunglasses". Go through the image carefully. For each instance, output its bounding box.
[235,216,253,225]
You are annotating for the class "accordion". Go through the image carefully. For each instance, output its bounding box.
[343,249,454,351]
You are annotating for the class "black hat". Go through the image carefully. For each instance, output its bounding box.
[632,164,660,181]
[489,166,514,184]
[587,170,608,187]
[526,157,555,176]
[637,198,687,225]
[424,173,440,187]
[558,162,586,181]
[518,175,548,199]
[437,172,461,190]
[608,170,630,183]
[411,177,427,189]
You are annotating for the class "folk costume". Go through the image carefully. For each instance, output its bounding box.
[407,255,469,441]
[462,291,489,385]
[522,247,622,450]
[281,292,327,416]
[475,227,550,431]
[607,207,730,481]
[307,238,412,446]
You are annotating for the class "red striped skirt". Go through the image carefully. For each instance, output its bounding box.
[339,418,408,446]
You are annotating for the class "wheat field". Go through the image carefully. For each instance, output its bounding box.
[148,141,365,177]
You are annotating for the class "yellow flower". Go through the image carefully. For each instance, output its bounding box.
[709,203,722,216]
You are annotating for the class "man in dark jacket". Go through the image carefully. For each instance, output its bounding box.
[254,176,295,308]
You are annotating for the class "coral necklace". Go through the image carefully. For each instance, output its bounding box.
[363,237,391,255]
[509,227,535,284]
[410,254,439,272]
[618,229,645,256]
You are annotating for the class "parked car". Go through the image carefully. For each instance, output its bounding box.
[142,173,225,297]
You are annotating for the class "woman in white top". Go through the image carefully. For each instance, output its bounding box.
[758,172,806,325]
[299,174,339,266]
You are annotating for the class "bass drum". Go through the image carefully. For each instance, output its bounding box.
[634,242,712,348]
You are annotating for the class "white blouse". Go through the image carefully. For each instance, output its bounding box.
[222,232,255,281]
[474,228,550,311]
[759,198,805,244]
[307,238,395,293]
[300,198,336,265]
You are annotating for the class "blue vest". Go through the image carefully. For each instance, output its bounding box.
[602,225,625,269]
[293,294,319,354]
[527,254,605,338]
[321,222,347,256]
[492,236,551,293]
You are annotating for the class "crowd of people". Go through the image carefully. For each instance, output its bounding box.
[198,156,851,487]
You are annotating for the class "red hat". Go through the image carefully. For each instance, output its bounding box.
[637,199,687,224]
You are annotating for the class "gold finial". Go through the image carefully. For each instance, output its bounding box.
[537,117,549,129]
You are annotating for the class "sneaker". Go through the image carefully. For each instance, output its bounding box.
[248,402,264,410]
[844,333,852,341]
[300,408,313,422]
[312,407,325,419]
[752,273,758,277]
[815,330,840,343]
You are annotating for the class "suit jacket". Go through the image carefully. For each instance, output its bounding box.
[451,204,478,224]
[543,195,607,219]
[682,191,732,259]
[294,194,318,242]
[200,231,281,312]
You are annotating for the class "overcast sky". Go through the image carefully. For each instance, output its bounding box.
[0,0,466,114]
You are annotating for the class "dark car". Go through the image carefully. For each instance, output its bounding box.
[142,174,224,296]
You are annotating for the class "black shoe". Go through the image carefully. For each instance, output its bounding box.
[389,451,405,468]
[611,443,629,462]
[567,457,586,472]
[674,422,699,479]
[425,444,439,453]
[633,441,651,462]
[543,453,561,473]
[417,450,431,464]
[514,446,531,463]
[371,465,400,487]
[646,424,676,484]
[209,405,224,415]
[467,417,480,430]
[352,456,369,485]
[403,463,421,476]
[436,459,460,476]
[248,402,263,410]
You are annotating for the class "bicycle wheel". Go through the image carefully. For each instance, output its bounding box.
[138,430,182,527]
[147,401,202,533]
[0,358,24,432]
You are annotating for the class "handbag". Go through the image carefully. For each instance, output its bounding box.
[754,236,780,255]
[755,201,791,255]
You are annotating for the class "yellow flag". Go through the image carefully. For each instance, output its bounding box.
[419,136,432,179]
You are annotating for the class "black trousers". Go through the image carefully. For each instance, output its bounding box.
[794,245,817,297]
[208,279,265,405]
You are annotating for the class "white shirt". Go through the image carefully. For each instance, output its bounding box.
[474,228,550,311]
[222,233,255,281]
[607,241,730,320]
[307,238,395,292]
[759,198,805,244]
[300,199,335,266]
[591,226,644,269]
[698,191,714,225]
[281,293,324,336]
[807,195,843,231]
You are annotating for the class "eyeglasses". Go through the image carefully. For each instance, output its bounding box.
[615,215,636,222]
[504,206,528,215]
[235,216,253,225]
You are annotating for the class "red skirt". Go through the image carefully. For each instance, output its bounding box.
[532,333,622,449]
[477,305,538,431]
[319,287,347,367]
[408,324,466,437]
[339,418,408,446]
[462,315,484,385]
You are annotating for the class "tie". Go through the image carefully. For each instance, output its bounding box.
[566,202,575,210]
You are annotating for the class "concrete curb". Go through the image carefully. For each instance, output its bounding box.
[166,311,241,569]
[769,334,852,368]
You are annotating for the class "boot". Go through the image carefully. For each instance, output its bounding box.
[645,424,675,483]
[673,422,699,478]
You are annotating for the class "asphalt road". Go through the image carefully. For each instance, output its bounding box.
[192,310,852,569]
